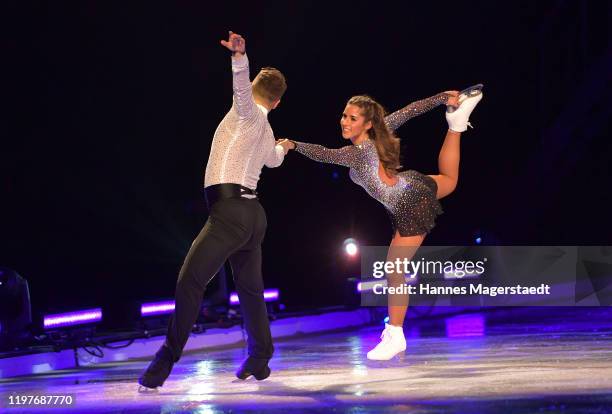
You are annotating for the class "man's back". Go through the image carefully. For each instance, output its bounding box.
[204,55,284,190]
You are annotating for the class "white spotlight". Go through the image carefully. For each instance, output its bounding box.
[343,238,359,256]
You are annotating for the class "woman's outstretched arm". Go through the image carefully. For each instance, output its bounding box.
[280,140,360,168]
[384,92,457,131]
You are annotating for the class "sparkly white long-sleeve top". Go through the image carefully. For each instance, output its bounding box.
[204,54,285,190]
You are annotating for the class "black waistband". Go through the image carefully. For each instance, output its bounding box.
[204,184,257,207]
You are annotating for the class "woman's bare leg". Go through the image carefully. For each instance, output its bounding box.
[387,232,425,327]
[428,129,461,200]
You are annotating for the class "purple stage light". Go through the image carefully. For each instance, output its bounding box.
[140,300,175,317]
[445,314,485,338]
[358,274,420,293]
[357,280,382,293]
[43,308,102,329]
[359,278,414,293]
[229,289,279,305]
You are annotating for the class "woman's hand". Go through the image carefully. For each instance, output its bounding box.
[444,90,460,107]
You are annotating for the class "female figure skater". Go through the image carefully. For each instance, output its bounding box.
[278,86,483,360]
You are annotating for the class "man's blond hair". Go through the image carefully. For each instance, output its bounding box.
[252,67,287,104]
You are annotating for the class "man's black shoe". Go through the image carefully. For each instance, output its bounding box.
[138,346,174,389]
[235,356,271,380]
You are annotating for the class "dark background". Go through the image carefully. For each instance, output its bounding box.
[1,1,610,324]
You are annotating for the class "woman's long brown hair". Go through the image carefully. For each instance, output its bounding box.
[347,95,400,177]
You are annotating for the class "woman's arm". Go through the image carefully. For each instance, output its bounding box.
[284,140,360,168]
[384,92,453,131]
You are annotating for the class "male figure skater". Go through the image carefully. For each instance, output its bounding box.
[139,31,288,388]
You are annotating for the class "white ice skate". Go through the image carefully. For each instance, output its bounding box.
[366,323,407,361]
[446,84,484,132]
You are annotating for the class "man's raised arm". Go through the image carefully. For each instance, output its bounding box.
[220,31,255,119]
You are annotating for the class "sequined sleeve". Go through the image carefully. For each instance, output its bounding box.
[384,93,449,131]
[293,141,360,168]
[231,54,256,119]
[265,144,286,168]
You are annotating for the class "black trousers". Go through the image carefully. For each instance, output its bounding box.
[164,197,272,362]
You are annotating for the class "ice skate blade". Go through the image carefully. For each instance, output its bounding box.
[366,351,406,362]
[447,83,484,113]
[138,385,159,393]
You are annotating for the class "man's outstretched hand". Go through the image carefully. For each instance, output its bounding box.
[276,139,296,154]
[220,31,246,57]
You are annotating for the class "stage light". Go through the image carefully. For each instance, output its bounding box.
[43,308,102,330]
[229,289,279,305]
[346,244,358,255]
[356,279,388,292]
[141,300,175,317]
[357,277,415,293]
[343,238,358,256]
[383,316,389,324]
[445,314,485,338]
[475,237,482,244]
